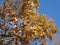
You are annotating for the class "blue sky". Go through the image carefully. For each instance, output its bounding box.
[38,0,60,39]
[38,0,60,28]
[0,0,60,45]
[39,1,60,44]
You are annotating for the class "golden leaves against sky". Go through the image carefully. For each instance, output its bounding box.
[0,0,58,45]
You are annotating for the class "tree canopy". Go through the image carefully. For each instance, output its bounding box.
[0,0,58,45]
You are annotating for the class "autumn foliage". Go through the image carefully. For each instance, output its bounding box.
[0,0,58,45]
